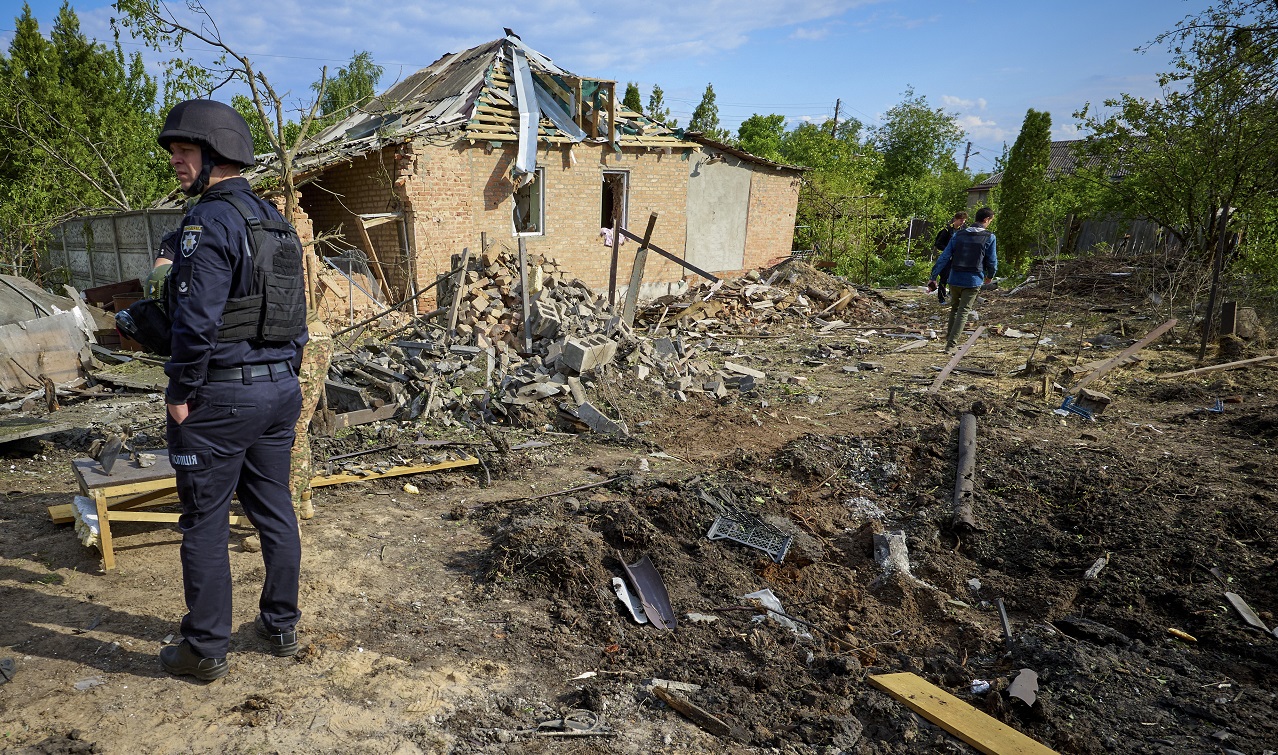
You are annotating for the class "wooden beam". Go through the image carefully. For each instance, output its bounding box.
[953,413,977,530]
[606,82,617,148]
[351,216,393,301]
[518,236,532,354]
[1159,353,1277,378]
[621,212,659,326]
[930,326,987,394]
[311,457,478,487]
[1068,318,1177,393]
[869,673,1059,755]
[447,246,471,333]
[608,217,621,311]
[333,403,399,430]
[573,78,583,129]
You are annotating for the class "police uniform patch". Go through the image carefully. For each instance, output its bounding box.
[180,225,202,257]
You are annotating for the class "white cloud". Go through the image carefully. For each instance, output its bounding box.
[1053,123,1083,140]
[942,95,987,111]
[85,0,880,89]
[791,25,835,41]
[956,114,1007,142]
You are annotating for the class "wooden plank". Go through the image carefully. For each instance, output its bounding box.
[518,236,532,354]
[621,213,659,326]
[869,673,1059,755]
[351,216,392,301]
[49,486,178,524]
[447,246,471,333]
[1069,318,1177,393]
[1159,353,1277,378]
[73,455,177,491]
[608,217,621,311]
[930,326,987,394]
[651,685,731,738]
[333,403,399,430]
[311,456,478,487]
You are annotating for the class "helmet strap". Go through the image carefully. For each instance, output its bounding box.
[184,150,217,196]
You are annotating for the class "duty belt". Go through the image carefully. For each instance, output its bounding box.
[206,361,294,383]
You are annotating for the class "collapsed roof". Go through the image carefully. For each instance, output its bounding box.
[251,33,695,183]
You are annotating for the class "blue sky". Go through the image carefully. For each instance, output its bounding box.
[3,0,1197,174]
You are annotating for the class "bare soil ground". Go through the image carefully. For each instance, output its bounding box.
[3,271,1278,755]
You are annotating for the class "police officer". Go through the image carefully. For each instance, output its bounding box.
[929,207,997,354]
[157,99,308,681]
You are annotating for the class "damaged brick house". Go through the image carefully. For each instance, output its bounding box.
[277,32,804,309]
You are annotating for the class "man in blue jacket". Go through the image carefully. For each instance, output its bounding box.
[929,207,997,353]
[157,99,308,681]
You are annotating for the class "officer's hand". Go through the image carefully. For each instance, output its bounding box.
[167,403,189,425]
[926,280,937,292]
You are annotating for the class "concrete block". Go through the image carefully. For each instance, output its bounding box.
[562,334,617,373]
[576,401,628,436]
[530,300,560,339]
[704,381,728,399]
[667,376,694,391]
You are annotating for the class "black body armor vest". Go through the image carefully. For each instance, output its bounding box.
[189,190,307,343]
[951,229,990,274]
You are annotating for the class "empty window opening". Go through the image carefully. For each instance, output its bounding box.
[601,170,628,230]
[513,168,545,236]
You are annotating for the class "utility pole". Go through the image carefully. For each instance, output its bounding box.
[830,99,841,135]
[962,141,977,171]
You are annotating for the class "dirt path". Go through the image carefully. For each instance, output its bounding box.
[3,283,1278,754]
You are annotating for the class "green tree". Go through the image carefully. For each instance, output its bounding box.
[868,87,965,220]
[313,50,382,125]
[0,2,171,278]
[647,84,675,128]
[115,0,330,230]
[992,109,1053,271]
[736,113,786,161]
[622,82,642,114]
[689,83,729,141]
[1076,0,1278,268]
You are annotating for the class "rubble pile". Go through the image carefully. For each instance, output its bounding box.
[322,252,894,434]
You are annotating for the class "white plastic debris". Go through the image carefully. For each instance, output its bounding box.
[970,679,991,695]
[612,577,649,624]
[742,588,812,639]
[74,676,106,691]
[685,612,719,624]
[71,495,99,548]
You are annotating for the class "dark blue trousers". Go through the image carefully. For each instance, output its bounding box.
[166,372,303,658]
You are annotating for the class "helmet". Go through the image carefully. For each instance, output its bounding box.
[158,99,255,167]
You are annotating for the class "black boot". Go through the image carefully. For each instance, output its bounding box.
[160,640,228,681]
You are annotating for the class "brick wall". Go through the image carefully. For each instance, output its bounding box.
[298,146,410,300]
[406,140,695,293]
[742,170,803,273]
[310,138,802,302]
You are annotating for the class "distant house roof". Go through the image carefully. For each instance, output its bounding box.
[968,139,1098,193]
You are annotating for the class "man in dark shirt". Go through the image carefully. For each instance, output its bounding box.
[931,211,967,304]
[157,99,308,681]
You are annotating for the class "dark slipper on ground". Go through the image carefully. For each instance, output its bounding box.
[0,657,16,684]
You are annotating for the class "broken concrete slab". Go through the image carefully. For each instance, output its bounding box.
[1074,388,1112,416]
[723,361,765,381]
[572,402,628,436]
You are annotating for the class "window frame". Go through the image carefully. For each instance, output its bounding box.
[512,167,546,237]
